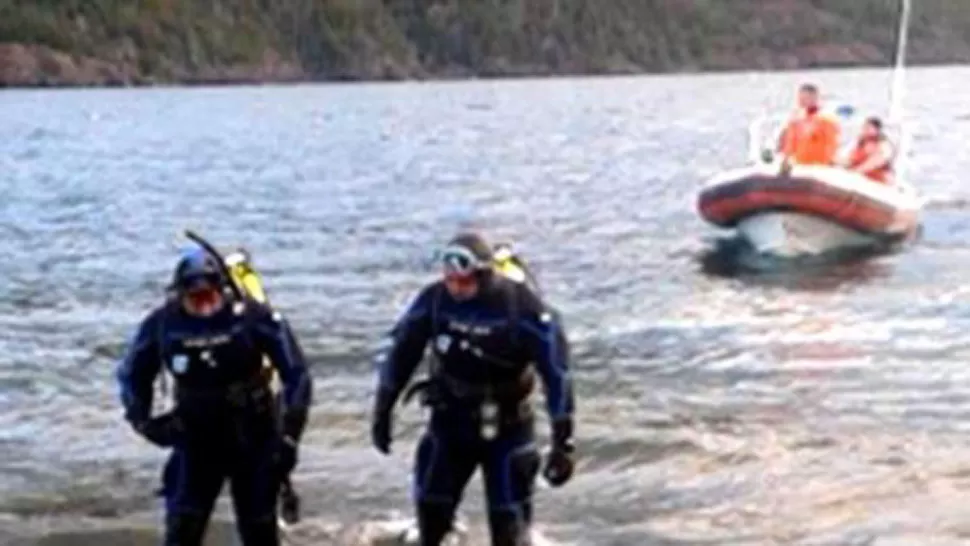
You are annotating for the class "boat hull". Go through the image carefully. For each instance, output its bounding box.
[737,211,886,258]
[698,163,922,257]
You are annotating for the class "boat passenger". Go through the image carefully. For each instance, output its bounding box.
[844,117,895,184]
[776,83,841,166]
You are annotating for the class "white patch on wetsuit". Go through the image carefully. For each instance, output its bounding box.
[447,319,493,335]
[201,350,215,367]
[271,311,283,322]
[182,333,231,348]
[376,336,394,351]
[540,312,552,323]
[435,334,453,354]
[373,336,394,365]
[171,354,189,374]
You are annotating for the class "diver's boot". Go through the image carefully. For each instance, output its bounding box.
[164,513,208,546]
[237,514,280,546]
[417,501,457,546]
[487,509,532,546]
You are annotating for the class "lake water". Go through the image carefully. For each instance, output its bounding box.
[3,66,970,545]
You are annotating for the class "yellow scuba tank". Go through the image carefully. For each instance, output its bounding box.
[225,250,267,304]
[224,249,280,394]
[493,243,528,283]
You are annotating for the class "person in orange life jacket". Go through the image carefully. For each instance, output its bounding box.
[371,232,575,546]
[776,83,841,167]
[116,246,312,546]
[843,117,895,184]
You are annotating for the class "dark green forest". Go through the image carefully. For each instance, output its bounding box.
[1,0,968,86]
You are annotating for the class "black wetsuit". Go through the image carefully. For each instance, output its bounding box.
[373,275,575,545]
[117,299,312,546]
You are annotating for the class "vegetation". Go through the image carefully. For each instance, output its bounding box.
[2,0,970,85]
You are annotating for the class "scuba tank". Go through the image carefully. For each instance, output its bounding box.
[492,242,541,294]
[224,249,279,391]
[225,249,268,305]
[493,244,526,283]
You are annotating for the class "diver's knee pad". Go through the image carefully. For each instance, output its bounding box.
[417,500,457,546]
[163,512,208,546]
[487,508,532,546]
[236,513,279,546]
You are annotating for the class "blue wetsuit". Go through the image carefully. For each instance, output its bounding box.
[117,297,312,546]
[372,275,574,545]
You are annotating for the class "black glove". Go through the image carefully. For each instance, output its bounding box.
[542,446,574,487]
[137,412,183,448]
[279,478,301,525]
[276,409,305,476]
[282,409,307,442]
[278,435,298,475]
[542,417,575,487]
[371,389,395,455]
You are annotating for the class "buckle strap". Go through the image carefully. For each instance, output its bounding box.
[175,372,271,405]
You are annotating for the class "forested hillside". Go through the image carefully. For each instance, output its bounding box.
[1,0,967,86]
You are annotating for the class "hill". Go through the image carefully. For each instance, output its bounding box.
[1,0,969,86]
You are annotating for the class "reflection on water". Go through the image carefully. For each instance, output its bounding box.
[697,234,901,290]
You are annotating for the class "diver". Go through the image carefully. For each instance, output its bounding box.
[370,232,576,546]
[116,244,313,545]
[156,246,304,526]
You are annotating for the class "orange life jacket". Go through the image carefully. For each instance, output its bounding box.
[779,111,840,166]
[848,137,893,184]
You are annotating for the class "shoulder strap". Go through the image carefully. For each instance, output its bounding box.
[502,279,521,348]
[156,303,172,401]
[430,284,444,370]
[241,299,262,353]
[431,283,443,334]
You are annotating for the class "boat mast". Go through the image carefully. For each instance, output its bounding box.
[888,0,912,185]
[888,0,912,122]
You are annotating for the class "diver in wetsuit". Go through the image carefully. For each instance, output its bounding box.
[371,232,576,546]
[157,247,303,525]
[116,246,312,545]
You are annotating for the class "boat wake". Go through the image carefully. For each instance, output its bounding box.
[697,233,903,278]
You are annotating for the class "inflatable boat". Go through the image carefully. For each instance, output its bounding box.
[698,161,922,257]
[697,100,923,259]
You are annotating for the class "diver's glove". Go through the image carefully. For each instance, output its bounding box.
[278,410,306,475]
[137,412,183,448]
[279,478,301,525]
[278,435,298,475]
[282,410,307,442]
[371,388,395,455]
[542,417,575,487]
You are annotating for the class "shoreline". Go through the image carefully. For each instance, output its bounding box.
[1,58,967,91]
